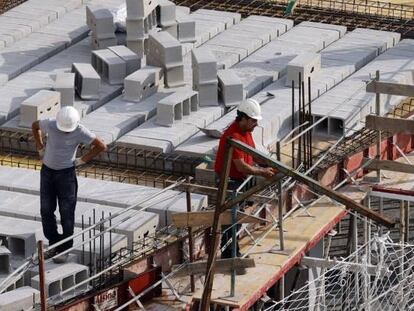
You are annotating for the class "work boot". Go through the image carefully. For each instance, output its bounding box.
[52,253,69,264]
[44,249,58,260]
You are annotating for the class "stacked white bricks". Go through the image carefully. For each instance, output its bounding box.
[71,63,101,100]
[176,16,196,43]
[8,233,37,259]
[218,69,245,106]
[285,52,322,87]
[31,263,89,297]
[192,49,218,106]
[108,45,141,75]
[126,0,159,58]
[158,0,176,27]
[54,73,75,107]
[86,6,117,50]
[147,31,185,88]
[19,90,61,128]
[0,287,40,311]
[156,89,199,126]
[123,66,163,102]
[0,246,11,275]
[91,49,127,85]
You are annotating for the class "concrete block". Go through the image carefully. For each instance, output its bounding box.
[32,263,89,297]
[192,49,217,84]
[8,233,36,258]
[91,36,118,50]
[108,45,142,74]
[0,246,11,274]
[147,31,183,68]
[72,63,100,100]
[86,6,115,39]
[0,286,40,311]
[194,9,241,24]
[127,38,145,58]
[19,90,61,128]
[123,66,163,102]
[195,82,218,107]
[299,21,347,38]
[126,0,158,19]
[126,18,146,40]
[176,17,196,43]
[286,53,321,87]
[117,211,158,248]
[158,0,176,27]
[164,64,185,88]
[53,73,75,107]
[156,89,198,126]
[218,69,245,106]
[92,49,127,85]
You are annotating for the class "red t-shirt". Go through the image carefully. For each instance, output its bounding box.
[214,121,256,180]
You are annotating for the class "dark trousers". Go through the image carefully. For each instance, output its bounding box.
[40,164,78,253]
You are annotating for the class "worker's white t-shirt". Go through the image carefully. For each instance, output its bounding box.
[39,119,96,170]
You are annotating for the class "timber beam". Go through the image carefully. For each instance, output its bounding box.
[366,80,414,97]
[365,115,414,134]
[173,258,255,277]
[363,158,414,174]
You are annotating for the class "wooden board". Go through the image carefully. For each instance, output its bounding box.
[172,258,255,276]
[363,157,414,173]
[366,80,414,97]
[365,115,414,134]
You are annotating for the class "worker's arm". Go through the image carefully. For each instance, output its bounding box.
[31,121,45,151]
[233,158,275,179]
[79,138,107,163]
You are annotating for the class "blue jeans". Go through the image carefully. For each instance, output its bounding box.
[40,164,78,253]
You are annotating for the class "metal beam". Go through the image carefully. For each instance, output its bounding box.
[366,80,414,97]
[362,158,414,174]
[365,115,414,134]
[228,139,395,228]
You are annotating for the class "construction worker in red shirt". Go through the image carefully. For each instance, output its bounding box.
[215,98,275,258]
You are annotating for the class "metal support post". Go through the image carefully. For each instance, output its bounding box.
[400,200,406,244]
[185,176,195,292]
[375,70,382,182]
[37,241,47,311]
[291,80,295,169]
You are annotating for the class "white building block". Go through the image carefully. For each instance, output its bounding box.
[0,287,40,311]
[192,48,217,84]
[0,246,11,274]
[91,36,117,50]
[19,90,61,128]
[91,49,127,85]
[127,38,145,58]
[123,66,163,102]
[126,18,145,40]
[177,18,196,43]
[164,64,185,88]
[147,31,183,67]
[108,45,141,74]
[158,0,176,27]
[86,6,115,39]
[286,52,321,87]
[194,82,218,107]
[8,233,36,258]
[31,263,89,297]
[72,63,100,100]
[53,72,75,107]
[117,211,158,249]
[126,0,158,19]
[218,69,245,106]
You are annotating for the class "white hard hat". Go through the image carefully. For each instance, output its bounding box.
[237,98,262,120]
[56,106,80,132]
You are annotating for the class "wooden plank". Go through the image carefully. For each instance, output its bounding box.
[365,115,414,134]
[363,158,414,174]
[228,138,395,228]
[172,258,255,277]
[366,80,414,97]
[171,210,268,227]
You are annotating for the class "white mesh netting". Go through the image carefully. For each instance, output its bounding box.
[267,234,414,311]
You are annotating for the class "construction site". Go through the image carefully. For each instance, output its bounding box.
[0,0,414,310]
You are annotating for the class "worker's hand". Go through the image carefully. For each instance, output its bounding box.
[74,157,86,167]
[260,167,275,179]
[37,147,45,159]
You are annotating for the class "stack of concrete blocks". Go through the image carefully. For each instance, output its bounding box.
[285,53,322,88]
[32,263,89,297]
[218,69,245,106]
[158,0,176,28]
[86,6,117,49]
[147,31,185,88]
[0,286,40,311]
[175,16,196,43]
[192,49,218,106]
[54,73,75,107]
[126,0,159,58]
[71,63,100,100]
[91,49,127,85]
[7,233,37,259]
[156,89,199,126]
[123,66,163,102]
[19,90,61,128]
